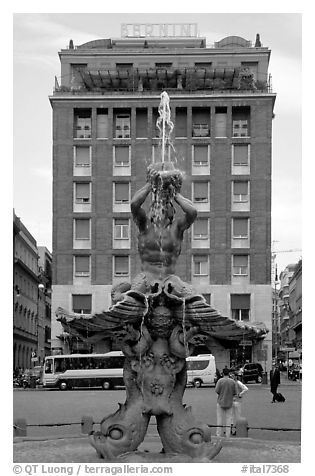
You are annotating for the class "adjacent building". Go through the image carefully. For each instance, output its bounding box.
[13,211,52,371]
[50,26,275,369]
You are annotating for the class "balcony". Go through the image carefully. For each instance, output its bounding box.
[54,66,272,95]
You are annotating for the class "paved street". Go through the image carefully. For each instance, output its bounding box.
[14,377,301,442]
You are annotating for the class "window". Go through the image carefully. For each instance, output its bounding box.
[114,183,130,203]
[232,218,248,239]
[72,294,92,314]
[233,144,249,166]
[74,256,90,276]
[114,146,130,167]
[194,62,212,68]
[232,255,249,276]
[96,109,108,138]
[193,145,209,166]
[233,120,248,137]
[193,182,209,203]
[114,218,129,239]
[193,218,209,239]
[136,109,148,138]
[74,219,90,240]
[114,256,129,276]
[192,107,210,137]
[152,144,171,163]
[232,106,250,137]
[215,107,227,137]
[75,183,90,203]
[74,109,91,139]
[45,358,53,374]
[116,63,133,70]
[152,108,160,137]
[115,115,130,138]
[231,294,250,321]
[155,63,173,68]
[74,146,90,167]
[192,124,210,137]
[175,108,187,137]
[193,255,209,276]
[233,181,249,202]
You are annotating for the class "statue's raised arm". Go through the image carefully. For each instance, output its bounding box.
[130,182,151,232]
[174,192,197,238]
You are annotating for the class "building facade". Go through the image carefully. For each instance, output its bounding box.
[38,246,53,363]
[288,260,302,352]
[13,211,52,371]
[278,263,297,353]
[50,29,275,369]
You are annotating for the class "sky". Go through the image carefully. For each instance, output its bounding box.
[12,11,302,275]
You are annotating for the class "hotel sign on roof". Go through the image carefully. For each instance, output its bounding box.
[121,23,198,38]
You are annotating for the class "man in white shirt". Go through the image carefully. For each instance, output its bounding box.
[230,372,248,435]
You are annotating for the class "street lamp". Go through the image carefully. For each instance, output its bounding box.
[36,283,45,365]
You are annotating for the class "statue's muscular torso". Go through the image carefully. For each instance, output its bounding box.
[137,223,182,277]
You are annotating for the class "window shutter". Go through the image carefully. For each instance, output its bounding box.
[194,145,208,164]
[194,218,208,236]
[234,145,248,165]
[76,183,90,199]
[75,219,90,239]
[194,182,208,201]
[233,218,248,237]
[231,294,250,310]
[215,113,227,137]
[75,256,89,273]
[72,294,92,313]
[115,147,129,165]
[233,181,248,195]
[233,255,248,267]
[115,256,129,274]
[96,113,108,138]
[115,183,129,202]
[75,147,90,166]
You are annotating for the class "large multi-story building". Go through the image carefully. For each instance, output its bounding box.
[50,26,275,369]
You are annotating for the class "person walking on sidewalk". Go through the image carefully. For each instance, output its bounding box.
[270,364,281,403]
[215,367,237,437]
[230,373,248,435]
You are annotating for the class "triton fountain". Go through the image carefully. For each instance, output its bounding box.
[57,91,268,463]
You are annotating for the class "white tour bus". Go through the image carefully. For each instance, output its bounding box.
[43,351,125,390]
[186,354,216,388]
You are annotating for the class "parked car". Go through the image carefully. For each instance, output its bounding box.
[233,363,263,383]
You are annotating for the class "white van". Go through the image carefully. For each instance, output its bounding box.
[186,354,216,388]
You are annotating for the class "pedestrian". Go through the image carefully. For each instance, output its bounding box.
[215,367,237,437]
[230,373,248,435]
[215,368,222,381]
[270,364,281,403]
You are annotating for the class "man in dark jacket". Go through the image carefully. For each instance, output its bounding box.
[270,365,281,402]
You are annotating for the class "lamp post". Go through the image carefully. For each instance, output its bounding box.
[36,283,45,366]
